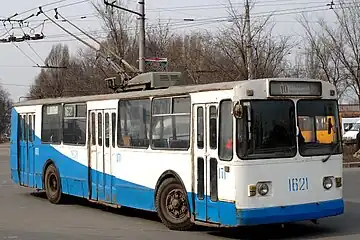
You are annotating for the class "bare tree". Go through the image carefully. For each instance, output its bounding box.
[302,0,360,102]
[201,1,293,82]
[296,15,349,100]
[0,86,12,137]
[93,0,138,71]
[28,0,301,98]
[29,44,70,98]
[29,44,111,99]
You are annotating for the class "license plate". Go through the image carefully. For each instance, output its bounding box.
[288,177,309,192]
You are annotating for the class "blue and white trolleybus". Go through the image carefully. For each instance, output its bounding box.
[10,72,344,230]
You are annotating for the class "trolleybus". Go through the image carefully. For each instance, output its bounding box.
[10,72,344,230]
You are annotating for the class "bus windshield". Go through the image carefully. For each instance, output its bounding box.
[236,100,297,159]
[297,99,342,156]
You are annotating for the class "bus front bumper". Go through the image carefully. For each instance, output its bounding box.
[235,199,344,226]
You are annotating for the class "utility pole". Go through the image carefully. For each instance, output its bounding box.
[245,0,253,80]
[139,0,145,72]
[104,0,146,72]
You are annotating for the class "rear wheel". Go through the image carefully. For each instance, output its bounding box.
[44,164,62,204]
[155,178,193,231]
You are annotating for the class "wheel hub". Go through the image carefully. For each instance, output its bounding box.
[165,189,188,219]
[49,174,58,192]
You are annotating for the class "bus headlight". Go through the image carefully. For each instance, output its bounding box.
[257,183,269,196]
[323,177,333,190]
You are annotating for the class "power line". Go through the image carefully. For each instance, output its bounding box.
[145,0,332,12]
[1,22,41,67]
[18,22,45,64]
[3,0,90,24]
[6,0,68,21]
[13,0,82,19]
[18,2,344,41]
[0,1,344,36]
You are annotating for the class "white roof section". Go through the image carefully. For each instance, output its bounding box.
[14,77,327,107]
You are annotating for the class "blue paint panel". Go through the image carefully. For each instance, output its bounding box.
[236,199,344,226]
[194,196,223,223]
[28,130,35,187]
[105,170,113,203]
[9,108,344,227]
[194,196,207,221]
[10,109,19,184]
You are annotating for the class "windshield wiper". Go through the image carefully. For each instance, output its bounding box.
[321,142,341,163]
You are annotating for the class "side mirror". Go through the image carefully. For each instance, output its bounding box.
[233,101,243,118]
[328,117,333,134]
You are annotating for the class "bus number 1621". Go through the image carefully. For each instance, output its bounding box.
[288,177,309,192]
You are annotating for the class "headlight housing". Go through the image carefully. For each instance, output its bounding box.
[323,177,333,190]
[257,183,269,196]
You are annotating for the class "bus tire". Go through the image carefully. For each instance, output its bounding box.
[44,164,62,204]
[155,177,193,231]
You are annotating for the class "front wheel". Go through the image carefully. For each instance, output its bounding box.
[44,164,63,204]
[155,178,193,231]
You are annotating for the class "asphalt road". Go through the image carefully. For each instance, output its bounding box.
[1,144,360,239]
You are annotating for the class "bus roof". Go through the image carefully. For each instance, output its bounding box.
[14,77,326,107]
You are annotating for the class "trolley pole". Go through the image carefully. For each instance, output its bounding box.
[139,0,145,72]
[245,0,253,80]
[104,0,146,72]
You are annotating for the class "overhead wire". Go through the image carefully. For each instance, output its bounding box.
[145,0,331,12]
[13,0,85,20]
[0,0,345,37]
[0,0,357,69]
[1,22,40,67]
[14,1,343,40]
[18,22,46,64]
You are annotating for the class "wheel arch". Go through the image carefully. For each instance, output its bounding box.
[154,170,189,200]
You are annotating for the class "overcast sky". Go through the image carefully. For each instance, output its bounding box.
[0,0,334,102]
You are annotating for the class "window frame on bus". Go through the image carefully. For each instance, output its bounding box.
[41,104,63,145]
[117,98,151,149]
[218,99,233,161]
[236,99,297,160]
[41,102,88,146]
[150,95,191,151]
[62,103,87,146]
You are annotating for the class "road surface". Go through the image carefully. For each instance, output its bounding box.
[1,143,360,239]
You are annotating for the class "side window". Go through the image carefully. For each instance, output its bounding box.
[28,115,33,142]
[42,104,62,144]
[32,115,36,142]
[91,112,96,145]
[105,113,110,148]
[98,113,102,146]
[151,96,191,150]
[209,106,217,149]
[63,104,87,145]
[18,115,23,141]
[111,113,116,148]
[197,107,204,149]
[219,100,233,161]
[118,99,150,148]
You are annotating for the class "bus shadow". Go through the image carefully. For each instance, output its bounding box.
[28,191,359,239]
[202,223,336,239]
[203,201,360,239]
[29,191,162,223]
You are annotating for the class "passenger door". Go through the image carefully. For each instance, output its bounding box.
[193,103,220,222]
[18,113,35,187]
[89,109,116,203]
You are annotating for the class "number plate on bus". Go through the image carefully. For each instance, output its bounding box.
[288,177,309,192]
